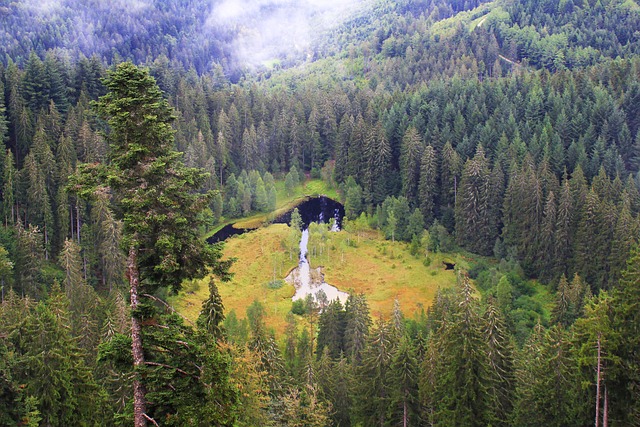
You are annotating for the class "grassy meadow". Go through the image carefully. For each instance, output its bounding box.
[172,221,462,335]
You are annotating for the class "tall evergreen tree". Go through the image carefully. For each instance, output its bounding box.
[440,141,462,212]
[431,275,493,426]
[71,63,233,427]
[483,302,515,426]
[554,177,573,279]
[512,325,582,426]
[455,145,493,255]
[363,123,391,206]
[344,293,371,365]
[388,335,421,427]
[609,246,640,424]
[400,126,424,203]
[418,144,438,226]
[355,317,394,427]
[316,299,346,360]
[10,292,101,426]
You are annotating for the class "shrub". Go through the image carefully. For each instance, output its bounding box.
[266,279,285,289]
[291,299,306,315]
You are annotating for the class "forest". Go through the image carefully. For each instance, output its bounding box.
[1,0,640,425]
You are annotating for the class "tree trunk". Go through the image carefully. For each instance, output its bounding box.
[603,385,608,427]
[128,245,147,427]
[596,335,601,427]
[76,204,81,243]
[403,399,408,427]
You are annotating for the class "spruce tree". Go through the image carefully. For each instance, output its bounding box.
[609,246,640,424]
[455,145,492,255]
[355,317,394,427]
[400,126,423,203]
[440,141,462,212]
[71,62,232,427]
[316,299,346,360]
[483,302,515,426]
[197,277,226,341]
[344,293,372,365]
[10,293,101,426]
[554,177,573,279]
[512,325,582,426]
[431,275,492,426]
[418,144,437,225]
[388,335,421,427]
[538,191,557,282]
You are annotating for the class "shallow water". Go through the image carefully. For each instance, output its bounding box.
[289,229,349,305]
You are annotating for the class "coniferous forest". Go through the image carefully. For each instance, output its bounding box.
[1,0,640,425]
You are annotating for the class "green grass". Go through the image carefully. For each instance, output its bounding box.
[619,0,640,11]
[308,228,463,319]
[173,223,461,335]
[232,178,339,229]
[431,2,494,37]
[172,224,298,335]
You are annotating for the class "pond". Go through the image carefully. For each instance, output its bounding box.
[206,195,345,243]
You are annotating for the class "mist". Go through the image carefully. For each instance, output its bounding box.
[206,0,369,67]
[2,0,371,75]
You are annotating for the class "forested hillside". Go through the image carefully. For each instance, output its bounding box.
[1,0,640,425]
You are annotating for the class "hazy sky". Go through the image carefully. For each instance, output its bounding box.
[207,0,368,66]
[15,0,368,69]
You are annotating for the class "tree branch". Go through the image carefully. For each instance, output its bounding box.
[143,413,159,427]
[144,361,200,379]
[142,293,196,326]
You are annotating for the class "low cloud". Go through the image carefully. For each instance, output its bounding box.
[207,0,367,66]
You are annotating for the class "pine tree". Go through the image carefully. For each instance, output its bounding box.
[608,194,637,287]
[284,312,298,376]
[573,292,618,427]
[60,238,100,354]
[316,299,346,360]
[538,191,557,282]
[552,274,571,327]
[431,275,492,426]
[10,295,101,426]
[355,317,394,427]
[502,158,543,274]
[418,144,437,226]
[334,114,354,184]
[487,162,505,248]
[483,302,515,426]
[554,177,573,279]
[573,188,609,289]
[22,52,49,113]
[228,344,271,427]
[400,127,423,203]
[0,80,8,146]
[363,123,391,206]
[388,335,421,427]
[609,246,640,424]
[197,277,226,341]
[455,145,493,255]
[0,337,22,425]
[15,223,44,298]
[344,293,372,365]
[512,325,581,426]
[440,141,462,211]
[71,63,232,427]
[3,150,16,225]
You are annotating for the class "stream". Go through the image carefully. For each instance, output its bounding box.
[207,196,349,305]
[288,226,349,306]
